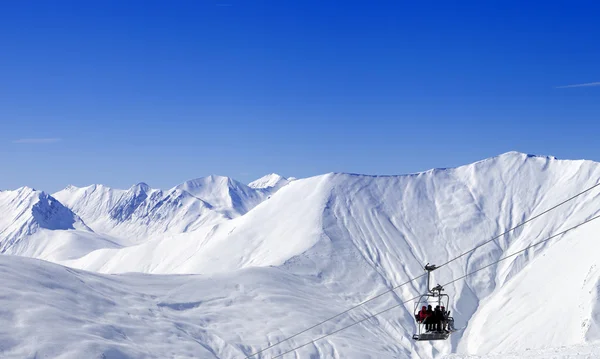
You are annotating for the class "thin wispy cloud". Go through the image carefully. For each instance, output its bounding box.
[555,82,600,89]
[13,138,62,144]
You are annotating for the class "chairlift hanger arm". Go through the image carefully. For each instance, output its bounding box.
[424,263,438,271]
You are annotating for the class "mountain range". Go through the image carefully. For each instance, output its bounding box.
[1,152,600,359]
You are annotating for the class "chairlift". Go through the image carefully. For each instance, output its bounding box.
[412,264,456,341]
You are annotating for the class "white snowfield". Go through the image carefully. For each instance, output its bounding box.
[1,151,600,359]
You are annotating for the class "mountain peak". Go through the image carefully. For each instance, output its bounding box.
[64,184,77,191]
[497,151,558,160]
[248,173,290,190]
[32,192,89,231]
[174,175,239,194]
[129,182,151,193]
[172,175,267,215]
[0,189,91,253]
[59,184,112,194]
[16,185,37,193]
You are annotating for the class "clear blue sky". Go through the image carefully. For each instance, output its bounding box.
[1,0,599,192]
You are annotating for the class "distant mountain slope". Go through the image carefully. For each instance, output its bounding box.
[63,174,332,273]
[174,175,270,215]
[0,187,117,260]
[54,175,275,243]
[53,184,127,229]
[0,187,89,250]
[248,173,291,191]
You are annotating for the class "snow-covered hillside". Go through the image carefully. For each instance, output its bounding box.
[1,152,600,358]
[1,254,421,359]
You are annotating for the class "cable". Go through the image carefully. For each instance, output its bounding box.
[244,273,426,359]
[271,295,422,359]
[245,181,600,358]
[265,212,600,358]
[442,213,600,287]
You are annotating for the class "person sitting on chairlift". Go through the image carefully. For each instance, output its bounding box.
[424,305,434,331]
[442,306,455,332]
[434,305,443,332]
[417,305,428,323]
[440,306,448,332]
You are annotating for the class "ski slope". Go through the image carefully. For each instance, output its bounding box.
[1,152,600,358]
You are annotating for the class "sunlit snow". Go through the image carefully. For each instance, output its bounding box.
[1,152,600,358]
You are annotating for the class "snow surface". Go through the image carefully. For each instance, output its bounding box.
[248,173,291,191]
[2,152,600,358]
[445,342,600,359]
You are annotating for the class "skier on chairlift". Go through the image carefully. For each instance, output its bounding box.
[424,305,434,331]
[417,305,428,323]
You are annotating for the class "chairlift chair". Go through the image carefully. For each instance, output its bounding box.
[412,264,456,341]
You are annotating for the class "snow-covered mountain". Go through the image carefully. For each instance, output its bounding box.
[249,173,292,191]
[54,183,217,244]
[173,175,272,216]
[0,187,88,244]
[53,175,281,244]
[1,152,600,358]
[0,187,119,261]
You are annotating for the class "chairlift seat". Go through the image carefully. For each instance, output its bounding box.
[412,331,450,341]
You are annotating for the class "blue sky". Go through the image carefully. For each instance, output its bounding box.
[1,0,598,192]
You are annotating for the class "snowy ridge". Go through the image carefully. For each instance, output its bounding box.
[174,175,270,215]
[62,174,332,274]
[0,188,121,262]
[0,187,90,252]
[248,173,291,191]
[53,175,277,243]
[2,152,600,358]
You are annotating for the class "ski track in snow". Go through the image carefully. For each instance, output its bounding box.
[1,152,600,358]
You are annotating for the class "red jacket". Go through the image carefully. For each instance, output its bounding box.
[418,308,428,322]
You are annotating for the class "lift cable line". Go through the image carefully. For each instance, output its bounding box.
[437,181,600,268]
[270,293,422,359]
[244,273,427,359]
[245,181,600,359]
[441,213,600,287]
[268,212,600,359]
